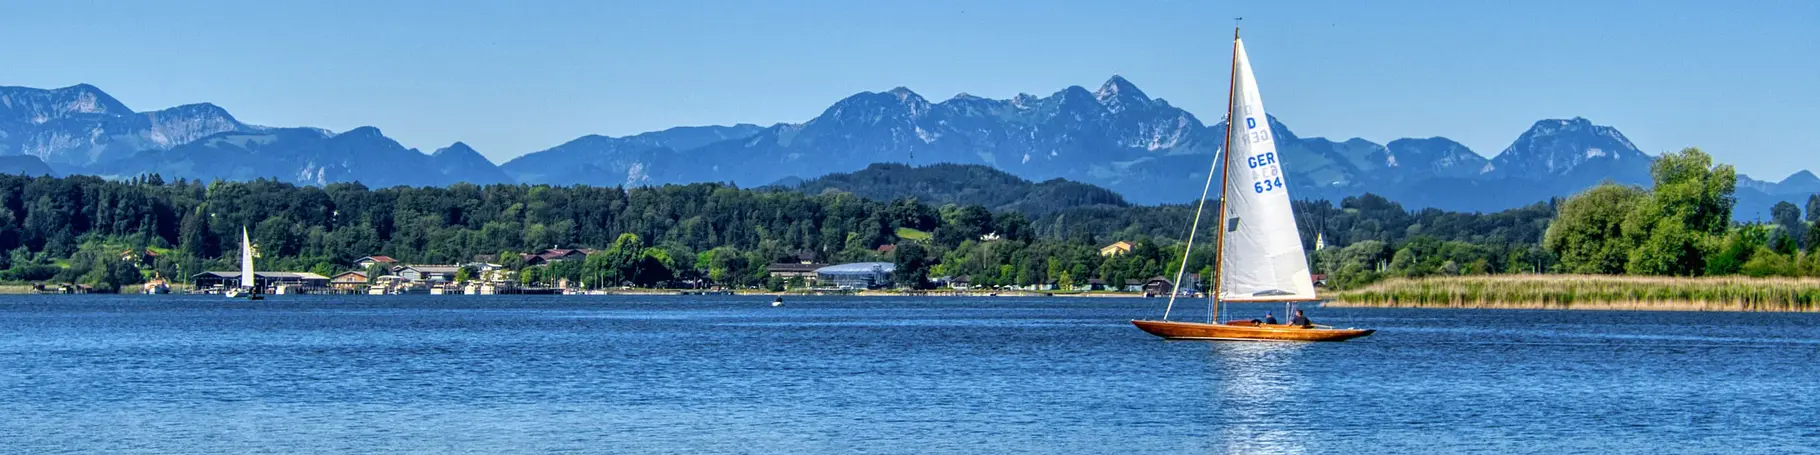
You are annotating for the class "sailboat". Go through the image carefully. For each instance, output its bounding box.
[1131,29,1372,342]
[225,226,263,300]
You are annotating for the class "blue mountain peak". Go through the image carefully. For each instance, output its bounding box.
[339,126,386,139]
[1095,75,1148,101]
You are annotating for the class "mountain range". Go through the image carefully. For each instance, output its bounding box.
[1,80,1811,216]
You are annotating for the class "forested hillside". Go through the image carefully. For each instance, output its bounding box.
[0,169,1563,292]
[786,163,1130,215]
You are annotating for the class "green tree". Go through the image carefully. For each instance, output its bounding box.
[364,263,386,283]
[1741,247,1795,277]
[704,247,749,286]
[1389,245,1428,277]
[1544,184,1646,274]
[152,253,182,281]
[1622,148,1735,275]
[178,206,217,259]
[1771,201,1806,250]
[600,233,646,286]
[1807,220,1820,254]
[891,242,930,289]
[1799,251,1820,277]
[1627,221,1702,276]
[582,250,616,287]
[631,249,674,287]
[1769,227,1800,256]
[107,258,144,290]
[498,250,526,270]
[935,205,993,247]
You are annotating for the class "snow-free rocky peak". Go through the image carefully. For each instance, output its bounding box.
[1485,117,1647,177]
[0,83,133,123]
[1094,75,1152,114]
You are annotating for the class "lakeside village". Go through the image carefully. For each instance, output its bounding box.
[119,241,1254,297]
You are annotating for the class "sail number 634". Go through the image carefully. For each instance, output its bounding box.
[1254,177,1284,194]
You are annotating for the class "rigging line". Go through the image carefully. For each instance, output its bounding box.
[1166,25,1241,322]
[1162,144,1223,320]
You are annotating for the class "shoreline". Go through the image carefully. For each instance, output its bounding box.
[1330,275,1820,313]
[14,283,1819,312]
[1324,299,1820,313]
[0,285,1156,299]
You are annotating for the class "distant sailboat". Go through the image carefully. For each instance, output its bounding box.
[1131,29,1371,342]
[227,226,263,300]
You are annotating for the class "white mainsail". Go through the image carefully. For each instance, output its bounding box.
[239,226,255,289]
[1218,38,1316,301]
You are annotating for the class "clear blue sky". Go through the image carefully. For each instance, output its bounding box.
[2,0,1815,178]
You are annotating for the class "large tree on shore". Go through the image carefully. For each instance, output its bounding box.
[891,242,931,289]
[1771,201,1806,250]
[1544,183,1646,274]
[1621,148,1735,275]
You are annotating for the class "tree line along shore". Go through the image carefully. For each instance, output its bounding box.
[1323,148,1820,311]
[0,147,1816,310]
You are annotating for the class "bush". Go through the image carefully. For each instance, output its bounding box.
[1741,247,1795,278]
[1,265,61,282]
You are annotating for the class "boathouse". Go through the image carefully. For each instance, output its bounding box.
[815,262,896,290]
[191,271,331,290]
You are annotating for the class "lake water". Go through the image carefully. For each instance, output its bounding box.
[1,295,1817,454]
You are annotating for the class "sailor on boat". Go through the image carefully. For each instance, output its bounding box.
[1289,309,1311,328]
[1262,312,1278,325]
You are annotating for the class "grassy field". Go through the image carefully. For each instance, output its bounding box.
[895,227,932,241]
[1330,275,1820,312]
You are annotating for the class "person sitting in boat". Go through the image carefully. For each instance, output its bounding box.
[1262,312,1278,325]
[1290,309,1313,328]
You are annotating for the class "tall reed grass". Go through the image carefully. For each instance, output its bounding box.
[1330,275,1820,312]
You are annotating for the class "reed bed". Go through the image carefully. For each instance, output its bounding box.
[1329,275,1820,312]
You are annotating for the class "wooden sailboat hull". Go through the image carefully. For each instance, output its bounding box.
[1131,319,1374,342]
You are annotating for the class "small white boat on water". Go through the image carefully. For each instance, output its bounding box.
[228,226,263,300]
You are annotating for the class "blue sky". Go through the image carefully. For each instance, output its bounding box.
[2,0,1815,179]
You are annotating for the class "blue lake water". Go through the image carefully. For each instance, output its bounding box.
[1,295,1817,454]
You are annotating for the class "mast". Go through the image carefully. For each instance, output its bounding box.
[1159,27,1241,321]
[1209,26,1241,323]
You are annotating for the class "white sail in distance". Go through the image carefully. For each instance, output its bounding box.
[240,226,255,289]
[1218,38,1317,302]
